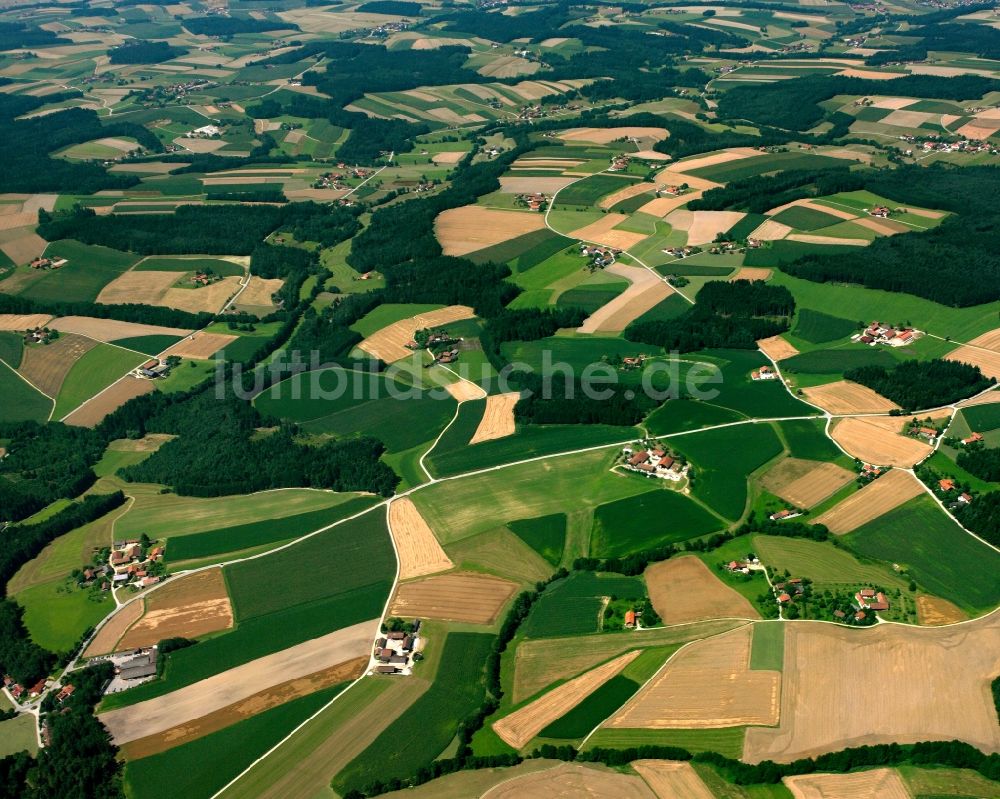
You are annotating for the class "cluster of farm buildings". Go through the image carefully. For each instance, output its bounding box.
[580,242,622,267]
[372,623,422,676]
[133,358,171,380]
[22,327,58,345]
[107,538,165,589]
[516,192,549,212]
[852,321,922,347]
[751,365,779,381]
[28,256,67,270]
[620,444,689,481]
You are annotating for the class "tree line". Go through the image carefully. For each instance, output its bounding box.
[844,360,995,412]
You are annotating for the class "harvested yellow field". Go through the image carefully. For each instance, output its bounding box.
[761,458,855,509]
[836,68,905,80]
[391,572,517,625]
[632,760,714,799]
[19,333,97,397]
[435,206,545,256]
[512,158,584,169]
[0,231,47,264]
[784,768,910,799]
[652,169,721,192]
[645,557,758,624]
[607,624,780,729]
[871,96,916,110]
[493,651,641,749]
[470,391,520,444]
[96,270,176,305]
[744,615,1000,763]
[598,181,656,210]
[958,387,1000,407]
[568,214,648,250]
[882,109,936,128]
[830,417,932,467]
[559,126,668,145]
[671,148,759,175]
[801,380,899,414]
[48,316,191,342]
[0,313,53,330]
[916,595,967,626]
[637,194,698,217]
[389,498,454,580]
[758,335,798,361]
[358,305,476,363]
[946,330,1000,379]
[160,331,237,360]
[812,469,924,533]
[512,621,746,704]
[632,150,671,161]
[730,267,771,282]
[483,762,657,799]
[99,618,379,745]
[786,234,868,246]
[771,199,857,221]
[577,263,673,334]
[853,216,908,236]
[443,378,487,401]
[499,176,576,194]
[83,599,144,658]
[431,151,467,165]
[235,276,283,309]
[116,568,234,651]
[666,209,745,246]
[63,376,155,427]
[751,218,793,241]
[161,277,242,314]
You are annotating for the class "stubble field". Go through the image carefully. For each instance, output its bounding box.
[812,469,923,533]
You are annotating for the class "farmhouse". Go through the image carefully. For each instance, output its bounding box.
[769,508,802,521]
[117,649,158,682]
[854,321,922,348]
[133,358,170,380]
[855,588,890,612]
[624,610,637,628]
[939,478,956,491]
[516,192,549,212]
[620,444,688,481]
[581,243,621,267]
[56,684,75,703]
[962,432,983,445]
[751,365,778,381]
[371,620,421,676]
[188,124,221,138]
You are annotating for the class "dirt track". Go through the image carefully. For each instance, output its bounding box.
[812,469,923,533]
[388,498,454,580]
[743,615,1000,763]
[645,557,758,624]
[493,650,640,749]
[607,624,779,729]
[99,617,379,745]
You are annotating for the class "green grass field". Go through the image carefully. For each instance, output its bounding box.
[775,419,843,461]
[0,360,52,422]
[846,496,1000,612]
[792,309,858,344]
[166,496,379,563]
[692,349,818,419]
[555,174,641,207]
[16,580,114,653]
[52,344,146,419]
[645,399,744,436]
[522,572,646,638]
[686,152,850,182]
[20,240,137,303]
[771,205,845,231]
[962,403,1000,433]
[749,621,784,671]
[591,489,722,557]
[780,347,896,376]
[508,513,566,566]
[583,726,746,758]
[110,334,184,355]
[414,448,654,545]
[0,331,24,368]
[753,536,906,590]
[0,714,38,757]
[134,257,244,276]
[539,675,640,740]
[333,632,494,794]
[125,684,346,799]
[349,303,444,337]
[671,423,784,521]
[225,509,393,622]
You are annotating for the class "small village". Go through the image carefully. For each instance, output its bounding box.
[852,320,923,347]
[580,242,622,269]
[620,442,690,482]
[371,619,422,676]
[406,327,463,366]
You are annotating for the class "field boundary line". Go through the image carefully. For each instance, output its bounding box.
[207,502,402,799]
[0,355,56,403]
[577,620,753,750]
[910,469,1000,555]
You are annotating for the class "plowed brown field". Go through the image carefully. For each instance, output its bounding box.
[116,568,234,650]
[645,557,758,624]
[63,376,155,427]
[18,333,97,397]
[743,615,1000,763]
[812,469,923,533]
[390,572,517,624]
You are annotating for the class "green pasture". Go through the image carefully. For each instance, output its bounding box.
[508,513,567,566]
[645,398,744,436]
[16,580,113,653]
[775,419,842,461]
[134,257,245,276]
[110,334,184,356]
[20,240,137,304]
[349,303,444,337]
[752,536,906,591]
[749,621,784,671]
[961,402,1000,433]
[792,309,858,344]
[583,726,746,759]
[0,714,38,757]
[684,152,851,182]
[771,205,846,232]
[846,496,1000,612]
[0,361,52,422]
[0,331,23,368]
[522,572,645,638]
[591,489,722,557]
[539,675,640,740]
[53,344,146,419]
